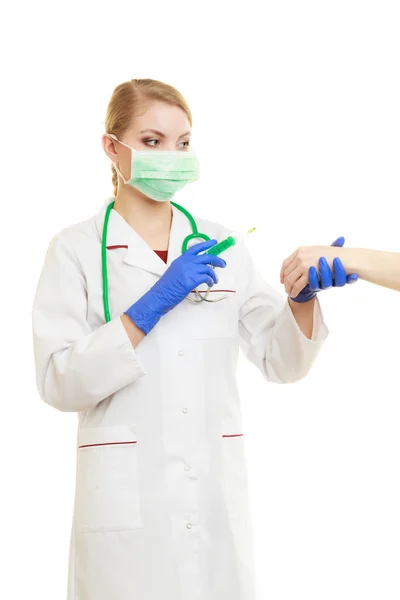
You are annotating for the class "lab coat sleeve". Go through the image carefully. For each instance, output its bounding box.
[236,243,328,384]
[32,232,146,413]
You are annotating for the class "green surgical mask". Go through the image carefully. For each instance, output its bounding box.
[108,134,200,202]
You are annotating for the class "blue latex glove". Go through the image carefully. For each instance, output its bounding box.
[291,237,359,303]
[124,239,226,334]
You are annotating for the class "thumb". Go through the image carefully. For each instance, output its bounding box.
[331,236,345,247]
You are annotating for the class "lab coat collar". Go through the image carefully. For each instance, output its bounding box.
[94,198,193,277]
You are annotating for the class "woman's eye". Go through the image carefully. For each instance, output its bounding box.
[144,139,159,147]
[178,140,191,149]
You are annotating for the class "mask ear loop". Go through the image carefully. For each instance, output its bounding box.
[108,133,133,150]
[106,133,132,185]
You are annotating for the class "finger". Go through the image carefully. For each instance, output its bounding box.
[280,265,284,284]
[331,236,345,247]
[346,273,359,284]
[283,277,293,296]
[186,239,218,255]
[308,266,319,290]
[289,274,309,298]
[284,264,304,295]
[280,256,295,283]
[203,276,215,288]
[282,256,299,282]
[281,250,298,281]
[194,275,215,289]
[198,266,218,286]
[319,257,333,289]
[333,257,346,287]
[196,253,227,268]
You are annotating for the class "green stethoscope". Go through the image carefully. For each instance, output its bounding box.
[101,200,226,323]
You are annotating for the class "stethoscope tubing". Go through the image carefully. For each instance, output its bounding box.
[101,200,225,323]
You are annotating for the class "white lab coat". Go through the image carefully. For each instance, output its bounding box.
[32,199,328,600]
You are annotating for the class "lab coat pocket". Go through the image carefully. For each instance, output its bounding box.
[75,425,143,533]
[189,290,239,339]
[221,433,250,520]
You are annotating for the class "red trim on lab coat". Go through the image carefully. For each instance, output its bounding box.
[154,250,168,263]
[79,441,137,449]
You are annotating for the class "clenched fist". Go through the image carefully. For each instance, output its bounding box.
[281,237,358,301]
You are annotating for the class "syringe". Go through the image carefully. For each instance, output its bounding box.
[205,227,256,256]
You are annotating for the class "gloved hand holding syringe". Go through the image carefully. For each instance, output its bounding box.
[184,227,257,303]
[123,227,257,333]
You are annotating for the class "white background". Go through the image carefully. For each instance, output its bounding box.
[2,1,400,598]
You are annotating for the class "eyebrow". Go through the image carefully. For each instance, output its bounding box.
[139,129,165,137]
[139,128,191,139]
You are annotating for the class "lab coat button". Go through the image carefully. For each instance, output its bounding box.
[187,523,192,529]
[178,349,184,356]
[182,408,188,414]
[184,465,190,471]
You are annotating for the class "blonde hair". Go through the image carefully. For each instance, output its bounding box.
[105,79,193,196]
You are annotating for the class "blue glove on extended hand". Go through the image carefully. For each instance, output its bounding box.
[291,237,359,303]
[124,239,226,334]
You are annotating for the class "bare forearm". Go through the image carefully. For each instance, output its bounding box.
[287,297,316,339]
[342,248,400,292]
[120,314,146,348]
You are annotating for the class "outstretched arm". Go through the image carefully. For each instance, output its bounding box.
[342,248,400,292]
[281,246,400,294]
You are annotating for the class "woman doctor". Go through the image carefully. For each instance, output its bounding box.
[32,78,352,600]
